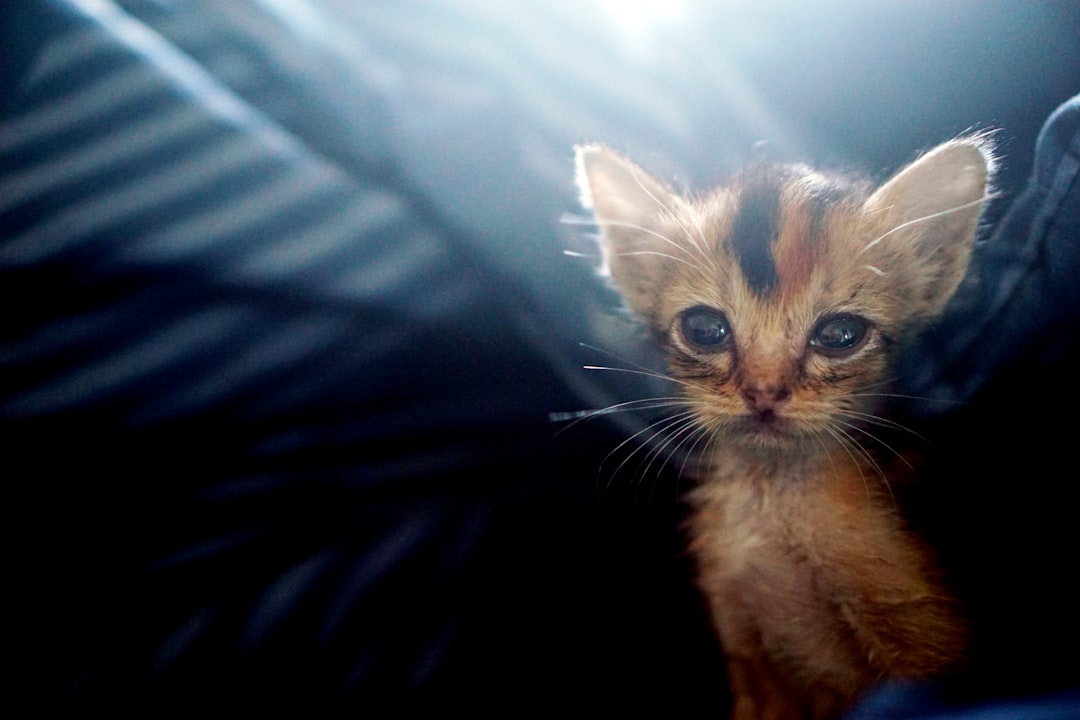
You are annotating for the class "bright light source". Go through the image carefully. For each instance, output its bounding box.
[592,0,690,58]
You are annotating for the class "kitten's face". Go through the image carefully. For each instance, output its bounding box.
[654,178,888,449]
[576,141,992,451]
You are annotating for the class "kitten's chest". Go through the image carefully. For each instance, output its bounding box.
[690,455,821,585]
[688,449,902,594]
[686,445,964,710]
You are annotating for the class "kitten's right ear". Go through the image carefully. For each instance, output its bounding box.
[575,144,682,320]
[861,137,994,319]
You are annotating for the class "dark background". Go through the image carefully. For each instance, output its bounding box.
[3,0,1079,713]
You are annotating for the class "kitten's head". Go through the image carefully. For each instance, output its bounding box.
[576,139,993,451]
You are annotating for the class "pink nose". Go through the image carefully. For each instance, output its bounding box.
[741,384,791,413]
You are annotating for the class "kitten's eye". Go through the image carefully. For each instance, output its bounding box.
[680,306,733,351]
[810,314,869,356]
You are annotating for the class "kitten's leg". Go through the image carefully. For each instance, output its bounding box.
[726,653,807,720]
[726,643,852,720]
[709,584,809,720]
[694,494,809,719]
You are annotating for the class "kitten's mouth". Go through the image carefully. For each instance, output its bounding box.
[750,406,783,425]
[736,410,798,441]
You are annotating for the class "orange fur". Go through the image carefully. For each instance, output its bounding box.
[575,139,993,719]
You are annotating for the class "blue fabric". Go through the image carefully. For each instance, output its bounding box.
[899,92,1080,407]
[882,93,1080,716]
[849,683,1080,720]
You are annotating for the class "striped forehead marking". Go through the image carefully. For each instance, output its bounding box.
[726,169,853,298]
[729,174,782,295]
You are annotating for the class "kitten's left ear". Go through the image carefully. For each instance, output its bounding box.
[575,144,686,321]
[863,136,995,318]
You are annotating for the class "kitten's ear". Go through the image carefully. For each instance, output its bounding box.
[863,137,994,318]
[575,144,683,320]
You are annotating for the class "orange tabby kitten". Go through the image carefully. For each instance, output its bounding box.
[575,138,993,719]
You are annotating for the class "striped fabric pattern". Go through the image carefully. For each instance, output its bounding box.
[1,0,620,700]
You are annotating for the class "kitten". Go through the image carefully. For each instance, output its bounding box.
[575,138,993,719]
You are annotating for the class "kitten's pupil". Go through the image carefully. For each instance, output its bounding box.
[810,314,868,356]
[681,306,732,350]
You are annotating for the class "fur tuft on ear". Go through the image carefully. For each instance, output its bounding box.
[574,144,684,320]
[861,135,995,319]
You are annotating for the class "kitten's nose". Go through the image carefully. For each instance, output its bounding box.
[741,384,791,414]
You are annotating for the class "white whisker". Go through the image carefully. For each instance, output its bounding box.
[592,217,701,264]
[823,424,875,502]
[834,409,926,441]
[635,414,707,502]
[861,193,999,254]
[551,397,695,436]
[581,363,709,395]
[630,170,704,246]
[834,419,914,473]
[611,249,696,267]
[601,409,701,494]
